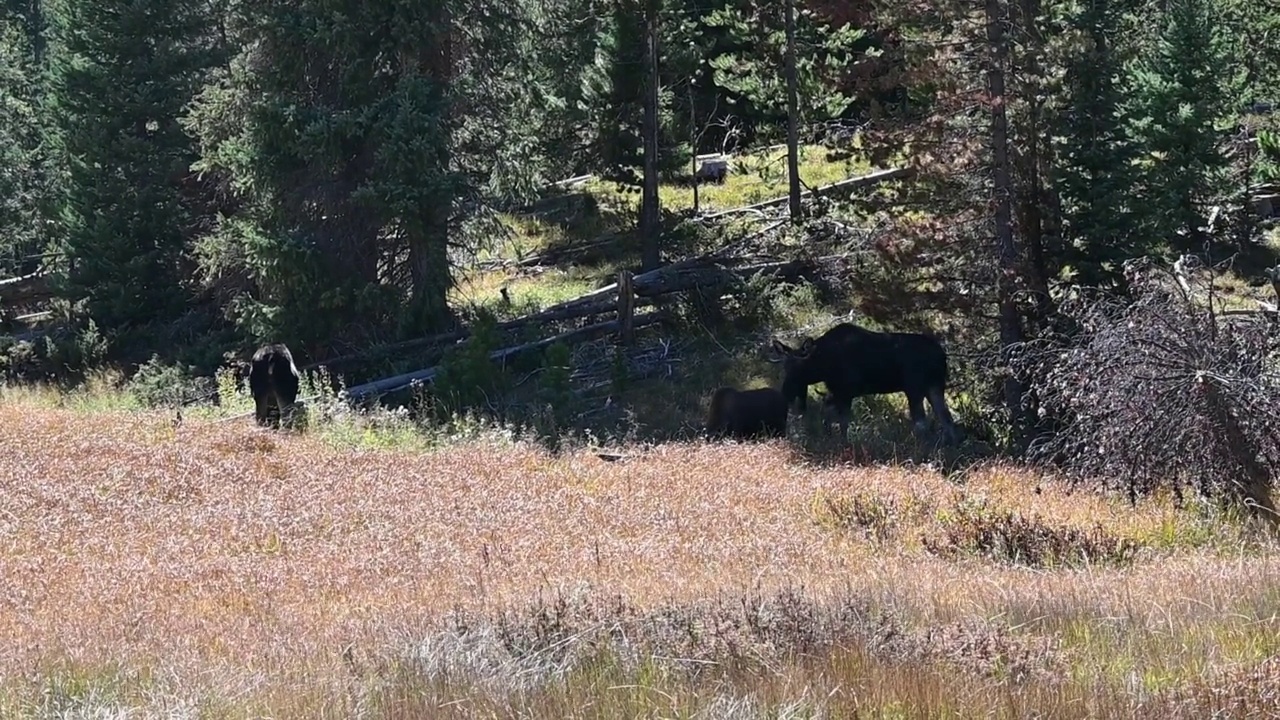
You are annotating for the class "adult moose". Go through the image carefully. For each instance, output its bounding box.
[249,343,301,429]
[769,322,961,443]
[704,386,788,441]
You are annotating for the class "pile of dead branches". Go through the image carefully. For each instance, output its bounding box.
[1016,258,1280,514]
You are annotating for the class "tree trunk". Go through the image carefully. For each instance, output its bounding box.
[408,5,454,332]
[783,0,803,222]
[1013,0,1052,329]
[689,84,700,215]
[985,0,1027,439]
[639,0,662,270]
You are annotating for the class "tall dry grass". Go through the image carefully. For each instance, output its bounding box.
[1,397,1278,718]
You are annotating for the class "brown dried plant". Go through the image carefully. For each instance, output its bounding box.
[1017,256,1280,515]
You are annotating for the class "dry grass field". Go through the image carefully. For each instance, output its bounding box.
[2,394,1280,718]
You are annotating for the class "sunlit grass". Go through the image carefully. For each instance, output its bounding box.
[0,393,1278,717]
[581,141,876,215]
[453,141,880,317]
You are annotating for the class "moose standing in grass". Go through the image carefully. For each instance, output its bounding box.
[769,322,962,443]
[249,343,301,430]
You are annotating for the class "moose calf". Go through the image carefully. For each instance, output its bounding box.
[249,343,301,430]
[705,386,788,441]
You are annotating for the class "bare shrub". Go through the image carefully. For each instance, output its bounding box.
[423,587,1066,688]
[1016,256,1280,516]
[811,489,935,543]
[921,497,1140,568]
[1164,655,1280,717]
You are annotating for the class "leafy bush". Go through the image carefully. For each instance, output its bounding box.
[431,311,511,420]
[537,342,574,436]
[126,356,216,409]
[0,319,110,384]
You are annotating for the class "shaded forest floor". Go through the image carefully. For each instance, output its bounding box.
[1,397,1279,718]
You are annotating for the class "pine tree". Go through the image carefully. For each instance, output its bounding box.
[47,0,215,333]
[0,12,50,269]
[1054,0,1148,286]
[704,1,863,134]
[577,0,689,187]
[1125,0,1237,252]
[188,0,550,350]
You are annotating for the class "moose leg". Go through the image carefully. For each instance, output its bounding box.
[269,390,286,429]
[906,392,929,437]
[926,387,962,444]
[830,397,853,442]
[254,393,270,427]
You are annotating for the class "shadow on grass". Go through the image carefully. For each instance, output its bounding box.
[782,399,1001,478]
[558,332,1002,477]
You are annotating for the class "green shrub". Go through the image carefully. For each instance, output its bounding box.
[431,311,510,420]
[125,356,216,409]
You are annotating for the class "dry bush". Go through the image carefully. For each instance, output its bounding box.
[811,488,936,543]
[1164,655,1280,718]
[921,497,1141,568]
[1017,256,1280,513]
[412,587,1067,690]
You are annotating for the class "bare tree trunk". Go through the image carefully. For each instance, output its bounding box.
[1013,0,1052,330]
[783,0,803,222]
[640,0,662,270]
[985,0,1026,437]
[689,84,700,215]
[407,6,455,332]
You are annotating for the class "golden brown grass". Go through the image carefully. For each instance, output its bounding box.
[3,397,1280,718]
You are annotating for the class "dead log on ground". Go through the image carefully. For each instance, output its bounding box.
[0,272,52,304]
[308,250,819,372]
[340,311,665,402]
[305,295,660,372]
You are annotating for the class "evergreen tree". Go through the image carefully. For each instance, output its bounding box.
[1054,0,1147,286]
[577,0,690,187]
[188,0,550,351]
[47,0,215,334]
[188,0,463,347]
[0,12,51,269]
[1124,0,1238,252]
[704,1,863,141]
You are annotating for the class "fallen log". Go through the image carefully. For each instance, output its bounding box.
[14,310,52,324]
[307,252,823,372]
[340,311,665,402]
[551,174,595,188]
[0,271,53,304]
[700,167,911,220]
[304,294,659,372]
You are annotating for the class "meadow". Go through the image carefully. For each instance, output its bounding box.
[2,382,1279,719]
[4,140,1280,720]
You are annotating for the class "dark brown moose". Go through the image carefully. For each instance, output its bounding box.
[770,322,961,443]
[704,386,788,441]
[249,343,301,429]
